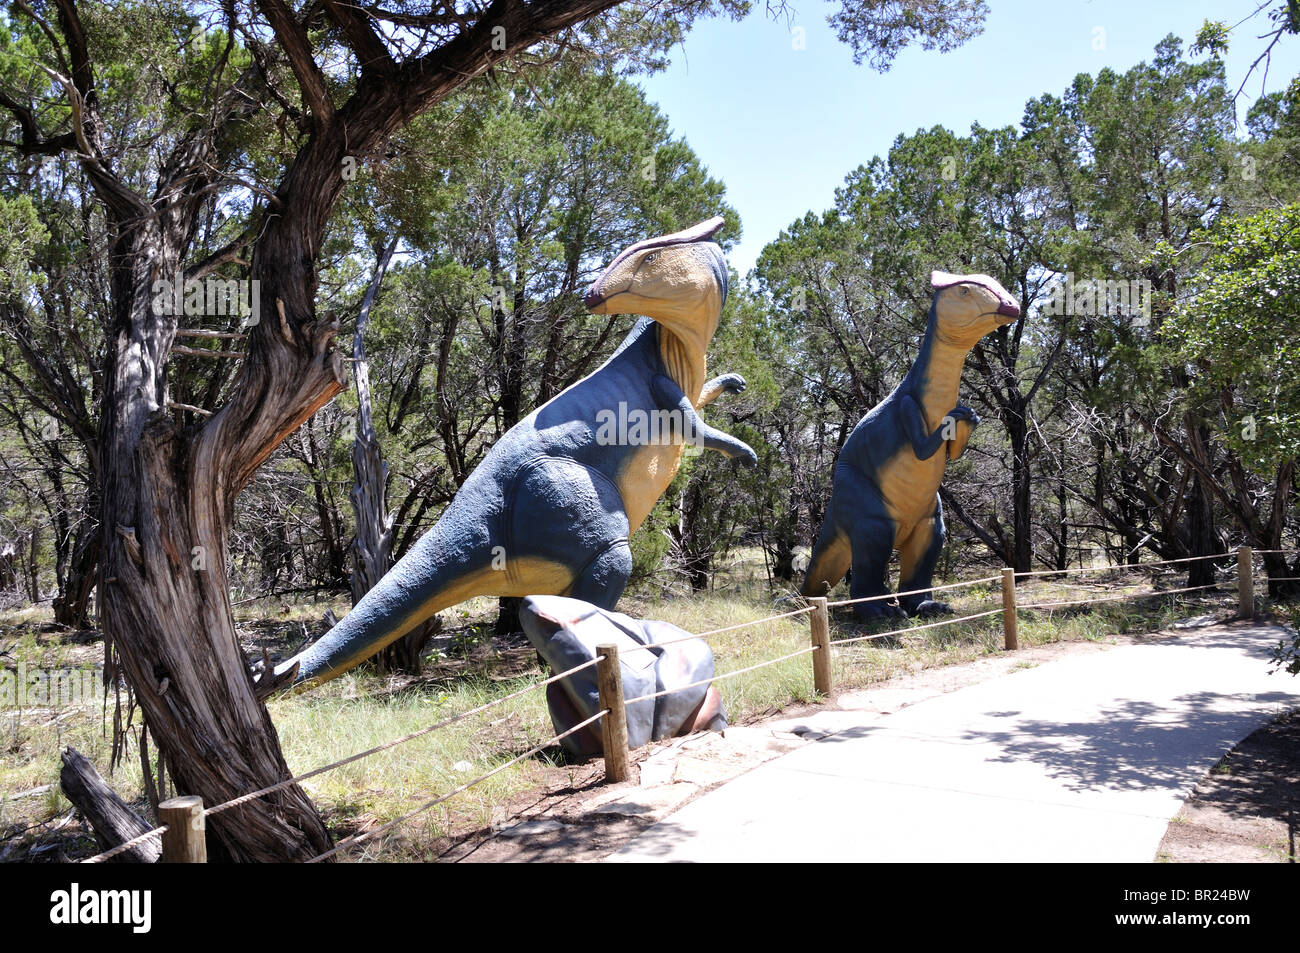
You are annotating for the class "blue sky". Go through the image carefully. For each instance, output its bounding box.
[638,0,1300,274]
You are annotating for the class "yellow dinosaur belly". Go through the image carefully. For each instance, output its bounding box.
[616,442,687,533]
[878,449,947,546]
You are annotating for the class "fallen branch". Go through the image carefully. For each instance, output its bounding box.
[59,747,160,863]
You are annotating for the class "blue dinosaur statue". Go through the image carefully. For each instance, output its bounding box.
[518,594,727,757]
[800,271,1021,619]
[274,217,756,688]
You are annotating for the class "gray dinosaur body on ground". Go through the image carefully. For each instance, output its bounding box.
[519,594,727,757]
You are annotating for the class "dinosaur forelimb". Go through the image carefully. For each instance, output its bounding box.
[698,372,746,407]
[946,410,979,461]
[900,394,950,462]
[651,374,757,464]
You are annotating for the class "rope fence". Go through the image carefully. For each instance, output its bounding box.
[695,604,815,638]
[81,654,607,864]
[1012,552,1229,577]
[81,822,169,864]
[827,574,1003,609]
[85,542,1284,864]
[202,656,604,821]
[623,645,820,706]
[1019,582,1222,611]
[829,607,1006,646]
[617,603,816,657]
[306,709,609,863]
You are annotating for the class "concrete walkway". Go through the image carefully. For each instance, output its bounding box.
[607,622,1299,862]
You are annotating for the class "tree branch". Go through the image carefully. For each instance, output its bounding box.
[324,0,397,74]
[254,0,337,126]
[939,485,1008,561]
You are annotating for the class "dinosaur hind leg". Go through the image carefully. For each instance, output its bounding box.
[897,498,948,617]
[848,517,903,620]
[566,539,633,610]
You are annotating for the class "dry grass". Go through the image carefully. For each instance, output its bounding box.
[0,553,1240,861]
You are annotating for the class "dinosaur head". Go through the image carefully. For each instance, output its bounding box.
[584,217,730,354]
[929,271,1021,348]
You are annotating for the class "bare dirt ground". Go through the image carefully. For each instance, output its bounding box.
[1157,708,1298,863]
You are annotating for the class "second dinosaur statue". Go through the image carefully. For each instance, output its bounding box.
[274,217,755,688]
[801,271,1021,618]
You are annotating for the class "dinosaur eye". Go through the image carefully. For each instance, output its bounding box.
[960,287,970,295]
[644,252,658,264]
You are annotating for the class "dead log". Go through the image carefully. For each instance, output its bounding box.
[59,747,161,863]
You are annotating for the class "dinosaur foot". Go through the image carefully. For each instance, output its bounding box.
[910,600,953,618]
[850,600,906,623]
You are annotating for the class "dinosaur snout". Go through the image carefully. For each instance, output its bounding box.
[996,297,1021,320]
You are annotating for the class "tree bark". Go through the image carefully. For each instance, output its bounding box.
[52,528,97,629]
[673,479,713,591]
[1182,415,1220,587]
[60,747,162,863]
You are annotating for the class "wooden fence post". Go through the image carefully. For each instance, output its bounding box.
[1238,545,1254,618]
[596,643,630,783]
[1001,567,1019,651]
[810,597,832,696]
[158,795,206,863]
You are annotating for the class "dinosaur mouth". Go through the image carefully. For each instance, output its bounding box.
[583,287,619,309]
[584,216,726,309]
[996,300,1021,321]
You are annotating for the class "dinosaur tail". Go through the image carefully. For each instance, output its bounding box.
[800,516,852,599]
[275,510,495,689]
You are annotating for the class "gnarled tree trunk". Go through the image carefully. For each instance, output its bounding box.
[23,0,631,864]
[53,526,98,629]
[97,214,344,860]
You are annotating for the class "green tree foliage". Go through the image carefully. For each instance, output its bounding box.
[830,0,989,69]
[753,35,1300,589]
[1151,203,1300,597]
[1162,204,1300,475]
